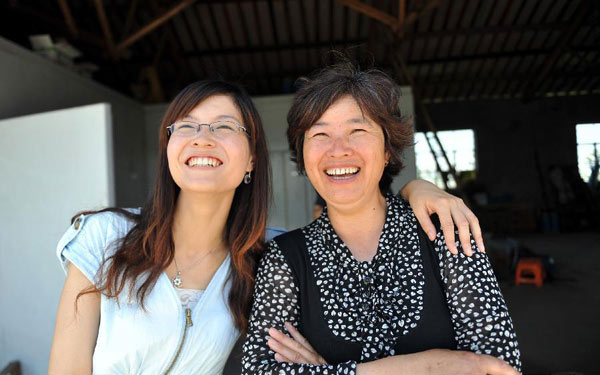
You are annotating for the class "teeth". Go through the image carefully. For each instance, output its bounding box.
[325,167,359,176]
[188,157,221,167]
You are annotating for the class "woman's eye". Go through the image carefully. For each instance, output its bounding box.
[351,128,366,134]
[178,124,195,130]
[311,132,327,138]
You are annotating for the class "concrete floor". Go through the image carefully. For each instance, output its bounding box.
[499,232,600,374]
[225,232,600,374]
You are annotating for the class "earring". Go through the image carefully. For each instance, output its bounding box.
[384,160,389,167]
[244,171,252,184]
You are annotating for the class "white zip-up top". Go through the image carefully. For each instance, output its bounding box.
[56,210,239,375]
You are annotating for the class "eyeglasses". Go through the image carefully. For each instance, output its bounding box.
[166,120,249,138]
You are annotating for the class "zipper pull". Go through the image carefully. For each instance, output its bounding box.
[185,308,193,327]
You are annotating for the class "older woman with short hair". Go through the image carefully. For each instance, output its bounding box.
[242,62,521,375]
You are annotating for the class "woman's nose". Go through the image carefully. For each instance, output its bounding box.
[191,126,216,146]
[326,135,352,157]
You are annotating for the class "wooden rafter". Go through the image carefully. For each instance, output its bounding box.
[338,0,397,29]
[521,0,591,101]
[116,0,197,52]
[121,0,140,39]
[149,0,192,85]
[93,0,117,59]
[403,0,443,28]
[57,0,78,37]
[395,0,406,37]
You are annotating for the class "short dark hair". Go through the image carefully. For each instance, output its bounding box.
[286,60,413,192]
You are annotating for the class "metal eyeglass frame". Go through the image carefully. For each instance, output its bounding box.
[166,120,249,137]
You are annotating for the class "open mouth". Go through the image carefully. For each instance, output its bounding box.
[186,156,223,168]
[324,167,360,180]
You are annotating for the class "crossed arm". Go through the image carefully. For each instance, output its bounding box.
[242,235,521,375]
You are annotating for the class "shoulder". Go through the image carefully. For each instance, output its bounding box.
[265,226,287,242]
[56,208,141,283]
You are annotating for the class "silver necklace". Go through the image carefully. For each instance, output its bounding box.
[172,242,221,288]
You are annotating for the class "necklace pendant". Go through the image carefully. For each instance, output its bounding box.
[172,272,182,288]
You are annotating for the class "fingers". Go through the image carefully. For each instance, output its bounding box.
[285,323,327,364]
[465,210,485,252]
[268,327,322,365]
[451,209,473,257]
[479,354,520,375]
[285,322,314,352]
[413,207,438,241]
[437,205,458,255]
[452,199,484,253]
[274,353,292,363]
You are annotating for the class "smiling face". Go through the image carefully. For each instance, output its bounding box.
[166,94,253,197]
[303,95,389,209]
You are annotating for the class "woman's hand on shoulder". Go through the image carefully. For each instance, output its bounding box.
[267,322,327,365]
[401,179,484,256]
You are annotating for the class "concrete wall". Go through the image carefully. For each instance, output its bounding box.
[0,104,114,375]
[0,36,147,207]
[425,95,600,209]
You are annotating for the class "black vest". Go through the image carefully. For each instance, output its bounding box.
[273,222,457,365]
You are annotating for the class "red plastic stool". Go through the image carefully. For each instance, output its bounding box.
[515,258,545,288]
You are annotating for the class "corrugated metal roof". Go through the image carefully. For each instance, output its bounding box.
[1,0,598,103]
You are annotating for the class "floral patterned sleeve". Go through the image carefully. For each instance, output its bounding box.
[241,240,358,375]
[433,230,522,371]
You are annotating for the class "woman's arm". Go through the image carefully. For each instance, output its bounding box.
[269,329,519,375]
[241,241,358,374]
[48,264,100,375]
[401,179,483,255]
[433,230,522,370]
[355,349,518,375]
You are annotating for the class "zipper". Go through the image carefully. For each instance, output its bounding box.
[164,308,193,374]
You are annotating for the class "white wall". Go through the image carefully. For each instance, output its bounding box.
[144,91,416,230]
[0,104,115,375]
[0,36,147,206]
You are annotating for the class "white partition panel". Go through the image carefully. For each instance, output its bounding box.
[0,103,114,375]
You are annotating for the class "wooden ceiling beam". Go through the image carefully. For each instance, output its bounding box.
[93,0,118,59]
[403,0,443,28]
[337,0,398,29]
[121,0,140,40]
[116,0,197,52]
[521,0,591,101]
[337,0,443,36]
[149,0,193,84]
[57,0,78,37]
[397,0,405,32]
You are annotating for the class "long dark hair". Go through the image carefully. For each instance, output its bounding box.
[76,80,271,332]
